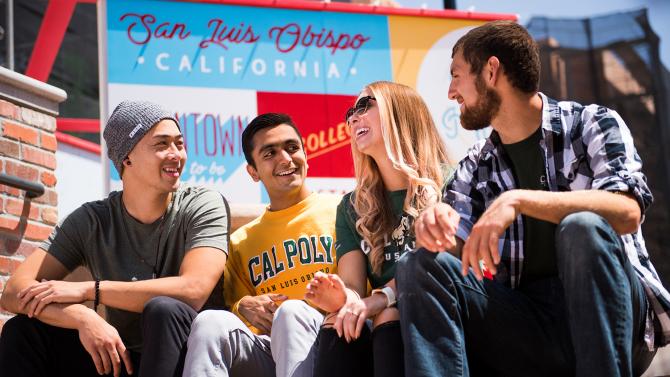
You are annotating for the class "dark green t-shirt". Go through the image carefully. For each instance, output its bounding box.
[502,127,557,286]
[41,185,230,351]
[335,190,415,288]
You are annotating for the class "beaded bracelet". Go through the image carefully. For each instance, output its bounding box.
[93,279,100,312]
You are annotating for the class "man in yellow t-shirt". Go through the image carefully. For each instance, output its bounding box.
[183,113,339,377]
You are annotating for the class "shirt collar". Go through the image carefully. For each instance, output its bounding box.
[540,92,563,136]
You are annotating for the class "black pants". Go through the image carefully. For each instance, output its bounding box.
[0,296,197,377]
[314,320,404,377]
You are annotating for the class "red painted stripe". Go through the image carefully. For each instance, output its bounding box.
[56,131,102,155]
[25,0,78,81]
[177,0,517,20]
[57,118,101,133]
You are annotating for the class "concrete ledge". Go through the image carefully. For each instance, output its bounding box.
[229,203,266,232]
[0,67,67,116]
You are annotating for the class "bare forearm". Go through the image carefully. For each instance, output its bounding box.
[35,303,96,329]
[1,277,38,313]
[3,283,95,330]
[98,247,226,312]
[98,276,211,313]
[512,189,641,234]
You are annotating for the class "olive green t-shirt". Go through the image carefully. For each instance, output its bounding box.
[502,127,557,286]
[41,185,229,352]
[335,190,415,288]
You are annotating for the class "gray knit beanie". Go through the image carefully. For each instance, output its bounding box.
[103,100,180,175]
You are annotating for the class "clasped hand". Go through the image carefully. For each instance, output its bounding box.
[18,279,92,318]
[305,272,385,342]
[18,280,132,377]
[238,293,288,335]
[414,192,520,280]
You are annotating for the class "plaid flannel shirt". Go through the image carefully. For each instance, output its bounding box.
[444,92,670,349]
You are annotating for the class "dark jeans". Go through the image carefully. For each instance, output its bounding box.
[396,212,656,377]
[0,296,197,377]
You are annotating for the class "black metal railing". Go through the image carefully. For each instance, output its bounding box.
[0,173,45,198]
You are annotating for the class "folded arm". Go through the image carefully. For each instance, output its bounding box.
[96,246,227,312]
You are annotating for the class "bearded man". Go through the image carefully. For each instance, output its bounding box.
[395,20,668,377]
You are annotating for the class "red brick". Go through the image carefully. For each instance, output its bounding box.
[41,207,58,225]
[20,108,56,132]
[4,197,39,220]
[0,100,19,120]
[40,132,57,151]
[25,222,53,241]
[22,145,56,169]
[1,238,40,257]
[2,121,39,145]
[33,189,57,206]
[0,238,18,256]
[0,256,22,275]
[0,184,21,198]
[0,218,49,246]
[0,216,21,236]
[40,171,57,187]
[0,138,20,158]
[4,160,39,181]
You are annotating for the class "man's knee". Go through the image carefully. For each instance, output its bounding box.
[191,310,244,338]
[142,296,196,324]
[397,248,462,291]
[556,212,621,263]
[557,211,612,239]
[0,315,35,342]
[396,248,431,287]
[274,300,310,322]
[273,299,322,338]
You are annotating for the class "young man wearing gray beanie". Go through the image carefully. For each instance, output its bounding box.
[0,101,230,377]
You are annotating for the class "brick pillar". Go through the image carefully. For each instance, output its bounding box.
[0,68,66,330]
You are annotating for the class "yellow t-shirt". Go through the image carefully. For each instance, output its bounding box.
[225,192,339,332]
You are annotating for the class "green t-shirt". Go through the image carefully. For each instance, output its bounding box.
[502,127,557,286]
[335,190,415,288]
[41,185,229,352]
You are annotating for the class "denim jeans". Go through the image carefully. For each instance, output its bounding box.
[396,212,655,377]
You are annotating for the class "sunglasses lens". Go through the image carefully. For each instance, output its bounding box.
[345,96,373,123]
[345,108,354,123]
[356,96,371,112]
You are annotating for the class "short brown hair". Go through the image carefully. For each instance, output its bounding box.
[453,20,540,93]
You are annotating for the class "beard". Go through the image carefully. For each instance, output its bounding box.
[460,75,501,131]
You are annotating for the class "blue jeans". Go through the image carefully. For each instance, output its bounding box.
[396,212,655,377]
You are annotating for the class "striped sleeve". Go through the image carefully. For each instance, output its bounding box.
[580,106,653,214]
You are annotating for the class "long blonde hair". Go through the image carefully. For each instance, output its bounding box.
[350,81,449,275]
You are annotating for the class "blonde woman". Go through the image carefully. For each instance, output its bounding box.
[305,81,448,377]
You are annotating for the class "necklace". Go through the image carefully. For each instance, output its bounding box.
[124,193,175,280]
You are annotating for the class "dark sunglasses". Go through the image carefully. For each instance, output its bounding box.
[345,96,376,124]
